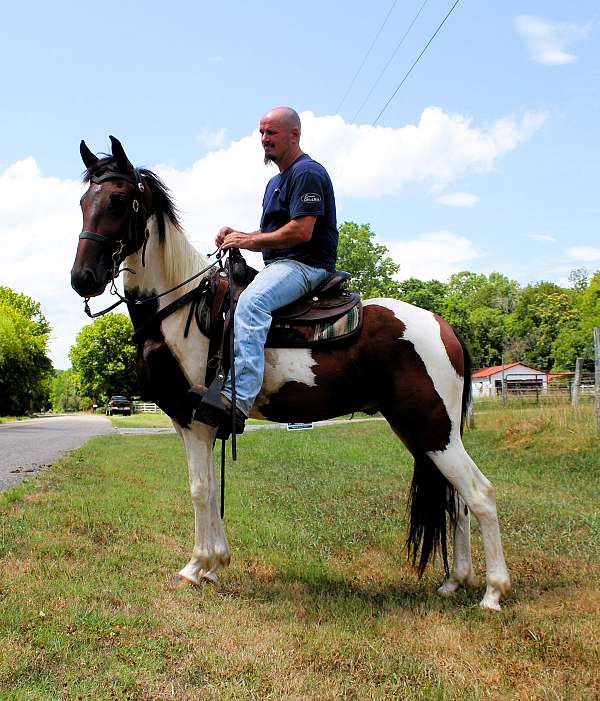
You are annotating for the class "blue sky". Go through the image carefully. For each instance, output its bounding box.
[0,0,598,367]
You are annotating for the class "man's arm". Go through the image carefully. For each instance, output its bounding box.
[219,216,316,252]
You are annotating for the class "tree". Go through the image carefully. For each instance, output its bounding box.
[397,278,447,313]
[507,282,577,371]
[70,313,137,404]
[0,288,52,415]
[337,222,401,298]
[551,270,600,370]
[50,369,90,412]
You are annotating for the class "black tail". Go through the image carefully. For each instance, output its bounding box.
[459,335,473,435]
[406,453,456,578]
[405,332,470,577]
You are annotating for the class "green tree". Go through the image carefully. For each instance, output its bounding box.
[507,282,577,371]
[551,270,600,370]
[0,292,52,415]
[50,369,90,412]
[397,278,447,313]
[337,222,401,298]
[70,314,137,404]
[0,286,51,335]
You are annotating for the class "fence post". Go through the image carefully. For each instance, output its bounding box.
[594,329,600,431]
[572,357,583,408]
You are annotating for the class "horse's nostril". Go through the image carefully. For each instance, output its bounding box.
[71,267,96,295]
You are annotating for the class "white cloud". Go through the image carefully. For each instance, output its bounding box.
[387,231,482,282]
[0,108,545,367]
[435,192,479,207]
[196,127,228,150]
[515,15,591,65]
[566,246,600,261]
[528,233,556,242]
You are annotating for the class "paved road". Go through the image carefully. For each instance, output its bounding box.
[0,415,113,491]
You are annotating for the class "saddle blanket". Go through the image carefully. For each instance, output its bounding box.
[266,303,362,348]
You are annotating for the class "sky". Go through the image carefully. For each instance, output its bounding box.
[0,0,598,369]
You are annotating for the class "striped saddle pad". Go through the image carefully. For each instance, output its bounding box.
[266,303,363,348]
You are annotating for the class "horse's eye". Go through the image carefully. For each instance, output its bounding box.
[107,194,127,211]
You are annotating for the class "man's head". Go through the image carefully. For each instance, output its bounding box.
[259,107,303,171]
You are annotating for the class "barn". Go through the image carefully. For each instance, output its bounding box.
[471,362,548,398]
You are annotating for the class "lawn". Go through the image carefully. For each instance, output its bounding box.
[0,404,598,700]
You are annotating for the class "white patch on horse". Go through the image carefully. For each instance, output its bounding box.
[365,298,463,434]
[124,214,212,385]
[253,348,317,416]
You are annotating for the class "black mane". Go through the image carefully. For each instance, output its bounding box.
[82,157,181,242]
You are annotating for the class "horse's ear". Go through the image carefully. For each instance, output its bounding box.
[80,140,99,168]
[109,135,132,170]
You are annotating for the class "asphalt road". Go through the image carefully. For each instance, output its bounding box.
[0,415,113,491]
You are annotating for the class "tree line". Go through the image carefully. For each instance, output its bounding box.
[2,222,598,414]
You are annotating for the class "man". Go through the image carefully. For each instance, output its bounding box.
[191,106,339,433]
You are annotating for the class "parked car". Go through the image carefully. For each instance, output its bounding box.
[105,396,132,416]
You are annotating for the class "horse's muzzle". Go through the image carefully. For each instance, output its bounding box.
[70,265,109,298]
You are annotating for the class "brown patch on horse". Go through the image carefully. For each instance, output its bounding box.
[257,304,452,454]
[434,314,464,377]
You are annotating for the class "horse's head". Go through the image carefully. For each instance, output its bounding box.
[71,136,152,298]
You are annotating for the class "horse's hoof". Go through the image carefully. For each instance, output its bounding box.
[172,574,197,589]
[200,570,219,584]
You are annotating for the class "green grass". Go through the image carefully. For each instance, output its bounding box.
[108,412,173,428]
[1,406,598,700]
[0,416,34,424]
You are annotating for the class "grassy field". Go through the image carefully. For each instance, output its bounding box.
[0,405,598,700]
[109,412,174,429]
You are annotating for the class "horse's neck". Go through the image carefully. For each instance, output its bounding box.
[123,214,210,305]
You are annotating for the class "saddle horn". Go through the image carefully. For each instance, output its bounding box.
[109,135,133,171]
[80,140,99,168]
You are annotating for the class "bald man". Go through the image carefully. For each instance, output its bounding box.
[191,107,339,434]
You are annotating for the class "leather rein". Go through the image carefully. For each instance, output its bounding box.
[79,167,222,322]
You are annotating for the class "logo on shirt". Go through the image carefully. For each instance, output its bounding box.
[301,193,321,203]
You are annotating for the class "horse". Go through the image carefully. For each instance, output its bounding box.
[70,136,511,610]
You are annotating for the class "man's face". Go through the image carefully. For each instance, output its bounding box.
[259,114,294,165]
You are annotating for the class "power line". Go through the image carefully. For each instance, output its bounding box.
[335,0,399,114]
[353,0,430,123]
[373,0,462,126]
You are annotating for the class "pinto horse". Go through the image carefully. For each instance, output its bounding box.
[70,137,511,610]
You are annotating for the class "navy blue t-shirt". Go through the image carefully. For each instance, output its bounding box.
[260,154,338,272]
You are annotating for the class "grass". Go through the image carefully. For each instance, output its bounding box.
[0,405,598,699]
[109,412,173,429]
[0,416,34,424]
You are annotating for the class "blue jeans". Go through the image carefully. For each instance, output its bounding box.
[222,259,329,416]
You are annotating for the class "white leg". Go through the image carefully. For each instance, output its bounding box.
[438,494,476,596]
[428,439,511,610]
[173,421,230,585]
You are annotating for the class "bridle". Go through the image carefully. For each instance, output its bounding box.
[79,167,222,318]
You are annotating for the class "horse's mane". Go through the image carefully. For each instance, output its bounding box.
[84,157,209,291]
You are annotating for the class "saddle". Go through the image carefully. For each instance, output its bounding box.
[198,254,362,354]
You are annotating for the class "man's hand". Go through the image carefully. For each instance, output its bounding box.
[220,231,261,252]
[215,226,234,247]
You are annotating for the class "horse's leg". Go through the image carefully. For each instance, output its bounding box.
[437,494,476,596]
[428,437,511,610]
[172,421,230,586]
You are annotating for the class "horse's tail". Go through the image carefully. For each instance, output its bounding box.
[406,453,455,578]
[458,332,473,436]
[406,325,469,577]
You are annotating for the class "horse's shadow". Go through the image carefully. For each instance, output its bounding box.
[216,567,486,622]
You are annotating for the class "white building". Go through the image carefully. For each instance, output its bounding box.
[471,362,548,398]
